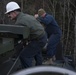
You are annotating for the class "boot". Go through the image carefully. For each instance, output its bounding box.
[42,58,54,65]
[52,55,56,61]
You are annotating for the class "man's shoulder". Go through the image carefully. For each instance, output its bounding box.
[46,13,53,17]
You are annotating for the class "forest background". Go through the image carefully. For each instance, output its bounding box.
[0,0,76,67]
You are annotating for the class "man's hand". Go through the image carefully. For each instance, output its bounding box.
[34,14,39,18]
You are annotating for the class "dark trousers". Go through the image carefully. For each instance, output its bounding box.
[47,34,61,58]
[19,34,47,68]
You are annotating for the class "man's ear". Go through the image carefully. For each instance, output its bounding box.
[12,11,17,17]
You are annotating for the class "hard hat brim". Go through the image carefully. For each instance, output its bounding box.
[5,7,20,14]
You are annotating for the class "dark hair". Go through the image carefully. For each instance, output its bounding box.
[16,9,21,12]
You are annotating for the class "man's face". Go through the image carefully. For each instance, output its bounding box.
[7,11,16,20]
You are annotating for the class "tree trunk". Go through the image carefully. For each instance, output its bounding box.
[21,0,23,12]
[74,11,76,68]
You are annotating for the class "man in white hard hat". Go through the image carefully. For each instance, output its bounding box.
[5,2,47,68]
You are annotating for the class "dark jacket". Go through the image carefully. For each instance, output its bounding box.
[38,13,62,38]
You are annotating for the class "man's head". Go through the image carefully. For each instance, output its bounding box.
[5,1,21,20]
[38,8,46,17]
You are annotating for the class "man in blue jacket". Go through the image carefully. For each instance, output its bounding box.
[37,8,62,64]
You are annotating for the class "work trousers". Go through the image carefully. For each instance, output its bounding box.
[19,34,47,68]
[47,34,61,58]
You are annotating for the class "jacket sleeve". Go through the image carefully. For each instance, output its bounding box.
[38,15,53,25]
[23,25,30,39]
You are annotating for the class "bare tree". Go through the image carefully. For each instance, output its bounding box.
[74,9,76,69]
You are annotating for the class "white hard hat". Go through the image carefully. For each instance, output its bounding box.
[5,1,20,14]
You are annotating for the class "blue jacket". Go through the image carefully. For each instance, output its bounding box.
[38,13,62,37]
